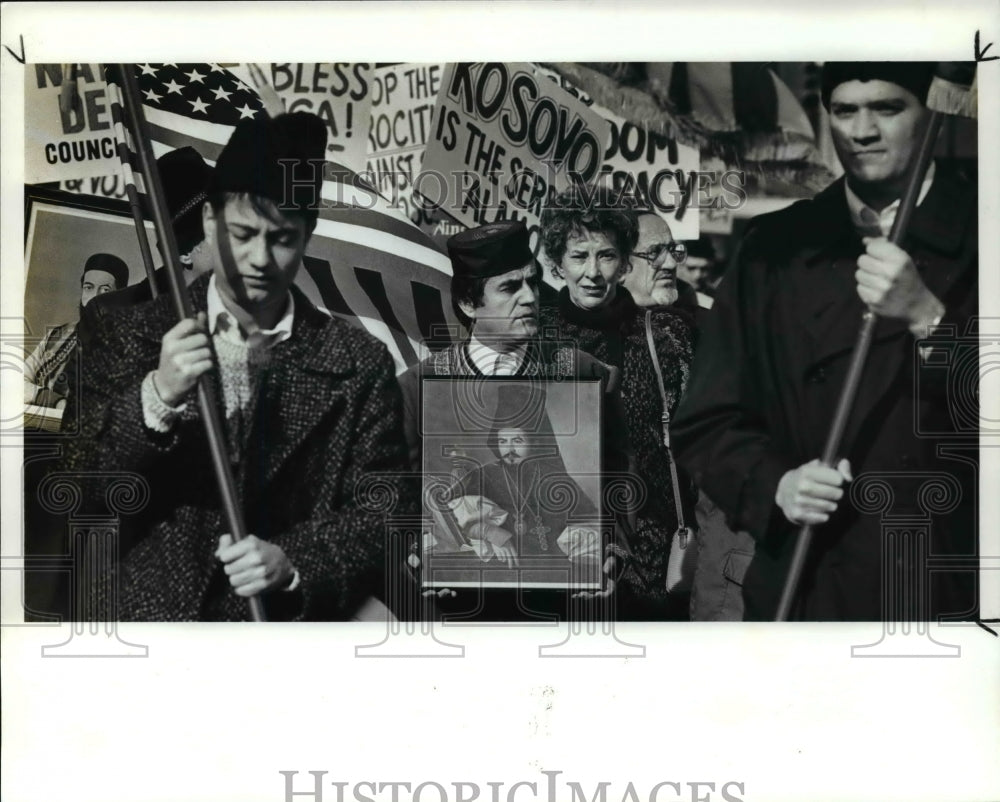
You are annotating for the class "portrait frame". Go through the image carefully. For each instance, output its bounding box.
[420,375,605,592]
[23,184,154,340]
[20,186,154,431]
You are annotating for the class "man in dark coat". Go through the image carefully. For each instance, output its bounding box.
[397,221,631,618]
[673,62,978,621]
[63,112,414,621]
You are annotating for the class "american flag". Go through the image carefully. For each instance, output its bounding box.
[105,63,456,371]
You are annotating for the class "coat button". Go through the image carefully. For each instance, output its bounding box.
[807,366,828,384]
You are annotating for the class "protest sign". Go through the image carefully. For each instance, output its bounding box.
[535,65,703,240]
[267,63,374,171]
[417,62,611,254]
[598,108,701,240]
[59,174,129,201]
[25,64,122,184]
[365,63,443,228]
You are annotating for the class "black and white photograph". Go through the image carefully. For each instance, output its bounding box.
[21,187,156,432]
[2,3,998,802]
[421,378,604,592]
[13,53,985,625]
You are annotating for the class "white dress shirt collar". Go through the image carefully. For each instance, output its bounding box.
[207,274,295,346]
[845,161,936,238]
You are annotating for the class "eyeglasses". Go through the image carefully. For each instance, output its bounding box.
[632,241,687,264]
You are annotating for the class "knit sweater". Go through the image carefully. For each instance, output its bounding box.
[213,334,270,464]
[539,287,696,611]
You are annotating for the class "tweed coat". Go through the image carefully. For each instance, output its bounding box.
[62,272,415,621]
[673,166,978,621]
[538,287,697,618]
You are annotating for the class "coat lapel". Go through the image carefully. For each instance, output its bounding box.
[778,183,859,365]
[781,167,975,454]
[784,171,970,369]
[902,167,976,306]
[250,289,357,485]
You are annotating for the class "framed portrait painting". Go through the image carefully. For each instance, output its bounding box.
[420,376,606,592]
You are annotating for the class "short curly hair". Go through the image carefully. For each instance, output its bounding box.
[539,185,639,280]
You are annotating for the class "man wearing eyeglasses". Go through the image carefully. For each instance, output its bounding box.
[621,213,689,309]
[622,210,746,622]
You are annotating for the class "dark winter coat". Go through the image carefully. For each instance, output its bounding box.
[673,166,978,621]
[539,286,697,616]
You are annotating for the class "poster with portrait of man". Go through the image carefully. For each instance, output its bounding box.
[420,376,604,591]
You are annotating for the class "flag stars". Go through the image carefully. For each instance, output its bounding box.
[211,85,233,102]
[163,79,185,95]
[184,68,206,84]
[138,64,157,77]
[236,103,257,119]
[188,96,210,114]
[143,89,163,104]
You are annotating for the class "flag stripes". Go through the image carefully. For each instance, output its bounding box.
[105,80,147,195]
[146,110,451,274]
[311,218,450,275]
[354,268,419,367]
[146,108,453,284]
[104,63,456,364]
[301,255,356,318]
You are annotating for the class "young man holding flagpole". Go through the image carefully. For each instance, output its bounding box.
[64,111,415,621]
[673,62,978,622]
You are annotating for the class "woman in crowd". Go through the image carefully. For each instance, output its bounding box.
[538,187,697,620]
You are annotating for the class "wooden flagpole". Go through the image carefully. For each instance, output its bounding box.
[775,63,976,621]
[113,64,266,622]
[104,77,160,295]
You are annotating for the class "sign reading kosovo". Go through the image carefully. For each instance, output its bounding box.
[418,63,611,255]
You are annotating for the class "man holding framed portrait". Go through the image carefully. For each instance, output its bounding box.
[397,220,632,620]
